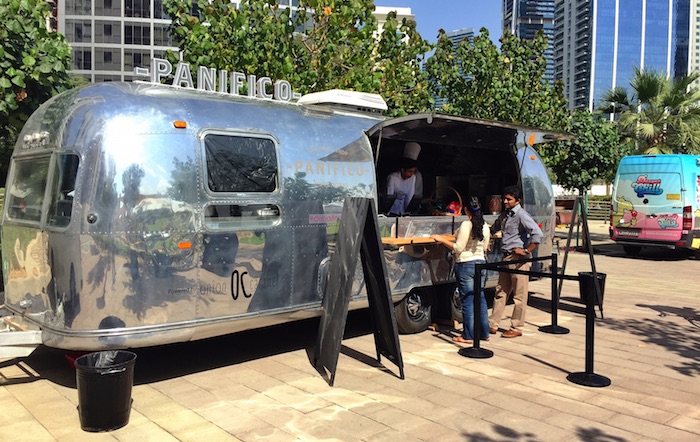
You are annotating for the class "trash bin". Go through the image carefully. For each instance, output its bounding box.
[75,350,137,432]
[578,272,606,307]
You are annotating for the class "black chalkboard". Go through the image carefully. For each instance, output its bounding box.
[314,197,404,386]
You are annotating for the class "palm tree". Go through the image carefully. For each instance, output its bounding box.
[597,68,700,154]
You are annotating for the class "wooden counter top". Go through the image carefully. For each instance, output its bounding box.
[381,234,455,246]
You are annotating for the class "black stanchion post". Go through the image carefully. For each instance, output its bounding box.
[539,253,569,334]
[567,273,611,387]
[459,263,494,359]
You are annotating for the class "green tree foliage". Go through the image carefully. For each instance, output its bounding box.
[163,0,432,113]
[292,0,379,93]
[540,110,627,194]
[598,68,700,154]
[374,11,433,116]
[425,29,570,131]
[0,0,73,179]
[165,0,298,89]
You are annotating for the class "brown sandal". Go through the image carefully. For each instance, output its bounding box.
[452,336,473,345]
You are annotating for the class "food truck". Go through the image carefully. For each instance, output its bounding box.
[610,154,700,256]
[1,59,567,351]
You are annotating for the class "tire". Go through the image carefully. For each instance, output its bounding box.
[623,245,642,257]
[395,290,433,334]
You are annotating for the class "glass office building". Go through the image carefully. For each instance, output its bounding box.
[432,28,476,109]
[445,28,475,49]
[555,0,691,111]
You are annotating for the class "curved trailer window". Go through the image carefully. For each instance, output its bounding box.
[6,158,50,223]
[6,154,80,227]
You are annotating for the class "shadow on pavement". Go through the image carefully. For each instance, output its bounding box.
[528,292,700,378]
[590,243,696,261]
[2,309,377,389]
[458,418,629,441]
[602,304,700,377]
[556,240,697,262]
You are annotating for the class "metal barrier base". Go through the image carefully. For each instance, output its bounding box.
[458,347,494,359]
[567,372,611,387]
[538,325,570,334]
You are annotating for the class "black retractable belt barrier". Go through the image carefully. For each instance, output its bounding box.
[459,254,553,360]
[539,253,570,334]
[458,252,611,387]
[559,196,610,386]
[457,262,493,359]
[458,203,611,386]
[567,271,611,387]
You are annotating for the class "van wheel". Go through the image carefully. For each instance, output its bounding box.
[623,245,642,256]
[396,290,433,334]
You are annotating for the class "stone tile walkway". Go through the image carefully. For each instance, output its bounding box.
[1,221,698,441]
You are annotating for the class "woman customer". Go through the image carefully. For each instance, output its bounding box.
[432,196,491,344]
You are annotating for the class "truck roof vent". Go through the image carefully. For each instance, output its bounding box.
[297,89,387,114]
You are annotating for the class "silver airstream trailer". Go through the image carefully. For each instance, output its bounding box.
[2,70,565,351]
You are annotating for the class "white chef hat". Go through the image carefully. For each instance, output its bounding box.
[403,142,421,160]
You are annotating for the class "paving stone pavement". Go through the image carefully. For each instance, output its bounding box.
[1,221,699,441]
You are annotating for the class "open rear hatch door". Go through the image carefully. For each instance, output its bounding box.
[365,113,571,210]
[366,113,570,155]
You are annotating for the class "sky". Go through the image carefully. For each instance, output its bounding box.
[373,0,503,43]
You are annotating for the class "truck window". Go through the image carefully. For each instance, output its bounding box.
[204,134,278,193]
[6,157,50,223]
[47,154,80,228]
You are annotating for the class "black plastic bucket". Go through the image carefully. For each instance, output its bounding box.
[578,272,606,307]
[75,350,137,432]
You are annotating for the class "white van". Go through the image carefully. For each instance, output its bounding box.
[2,64,566,350]
[610,154,700,256]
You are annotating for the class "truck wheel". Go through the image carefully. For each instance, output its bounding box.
[396,290,433,334]
[623,245,642,256]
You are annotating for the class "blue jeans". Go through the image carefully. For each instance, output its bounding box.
[455,260,489,341]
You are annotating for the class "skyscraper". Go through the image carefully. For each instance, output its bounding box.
[554,0,691,111]
[445,27,475,48]
[504,0,556,85]
[432,28,475,109]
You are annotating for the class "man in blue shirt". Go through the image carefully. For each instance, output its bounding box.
[489,185,543,338]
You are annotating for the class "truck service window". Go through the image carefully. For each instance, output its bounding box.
[204,134,278,193]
